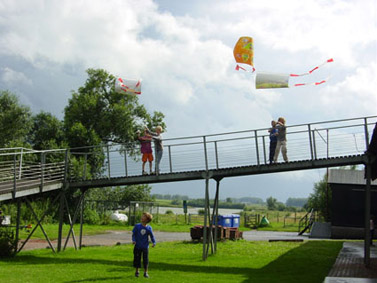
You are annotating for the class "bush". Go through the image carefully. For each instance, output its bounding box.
[83,208,100,224]
[0,228,16,257]
[165,210,174,215]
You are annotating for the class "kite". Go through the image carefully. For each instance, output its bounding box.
[233,36,334,88]
[255,59,333,89]
[233,36,255,72]
[115,77,142,95]
[255,72,289,89]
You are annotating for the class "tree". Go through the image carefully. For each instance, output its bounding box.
[64,68,165,148]
[266,196,277,210]
[306,174,330,220]
[286,198,308,208]
[27,111,66,150]
[86,185,153,210]
[0,90,32,147]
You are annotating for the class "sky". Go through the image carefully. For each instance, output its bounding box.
[0,0,376,202]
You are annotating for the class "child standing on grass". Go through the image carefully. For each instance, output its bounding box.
[132,212,156,278]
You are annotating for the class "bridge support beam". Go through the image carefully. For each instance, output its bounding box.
[57,190,65,252]
[63,189,86,251]
[364,161,372,267]
[202,173,222,261]
[17,193,61,253]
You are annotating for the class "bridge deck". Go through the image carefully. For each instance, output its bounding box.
[69,154,367,189]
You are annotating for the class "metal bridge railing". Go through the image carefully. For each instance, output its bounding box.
[0,148,67,198]
[0,115,375,196]
[68,115,376,181]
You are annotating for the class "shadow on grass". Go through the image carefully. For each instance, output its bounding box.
[3,241,342,283]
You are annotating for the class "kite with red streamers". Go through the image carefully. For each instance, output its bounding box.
[115,77,142,95]
[233,37,334,89]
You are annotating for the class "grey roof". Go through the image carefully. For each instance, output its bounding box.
[328,169,377,185]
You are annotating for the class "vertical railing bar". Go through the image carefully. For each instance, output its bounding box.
[13,154,17,199]
[254,130,260,165]
[312,130,317,160]
[40,152,45,192]
[203,136,208,171]
[214,141,219,169]
[168,145,173,173]
[262,136,267,164]
[64,149,69,184]
[124,149,128,177]
[327,129,329,158]
[18,148,23,179]
[106,144,110,178]
[308,124,314,160]
[364,117,370,150]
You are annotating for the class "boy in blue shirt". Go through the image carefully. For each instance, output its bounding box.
[132,212,156,278]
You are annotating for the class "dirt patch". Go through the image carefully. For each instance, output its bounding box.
[18,230,192,251]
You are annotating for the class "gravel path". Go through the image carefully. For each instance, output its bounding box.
[19,230,311,251]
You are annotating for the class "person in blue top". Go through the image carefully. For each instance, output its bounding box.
[132,212,156,278]
[268,120,278,164]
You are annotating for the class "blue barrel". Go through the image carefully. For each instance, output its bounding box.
[217,215,233,227]
[232,215,240,227]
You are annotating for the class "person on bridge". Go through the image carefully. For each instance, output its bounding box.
[268,120,278,164]
[273,117,288,163]
[147,126,163,175]
[132,212,156,278]
[137,129,154,175]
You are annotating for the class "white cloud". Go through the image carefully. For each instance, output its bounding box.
[321,63,377,116]
[0,67,32,86]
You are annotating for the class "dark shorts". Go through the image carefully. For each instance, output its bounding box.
[133,246,149,269]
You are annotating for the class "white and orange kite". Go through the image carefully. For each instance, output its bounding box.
[115,77,142,95]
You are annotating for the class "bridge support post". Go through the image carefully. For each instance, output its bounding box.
[14,199,21,255]
[212,177,222,254]
[57,190,65,252]
[202,176,210,260]
[79,189,85,249]
[202,173,222,261]
[364,161,372,267]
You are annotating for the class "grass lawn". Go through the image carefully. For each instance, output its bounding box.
[0,240,342,283]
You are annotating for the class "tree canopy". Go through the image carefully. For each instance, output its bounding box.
[0,90,32,147]
[64,68,165,148]
[27,111,66,150]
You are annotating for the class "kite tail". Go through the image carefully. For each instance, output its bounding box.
[235,64,255,72]
[290,58,334,77]
[293,76,331,87]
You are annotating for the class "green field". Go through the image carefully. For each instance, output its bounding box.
[0,240,342,282]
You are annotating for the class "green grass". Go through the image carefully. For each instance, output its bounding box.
[0,240,342,282]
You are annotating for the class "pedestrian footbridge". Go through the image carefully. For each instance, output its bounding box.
[0,115,376,262]
[0,115,375,201]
